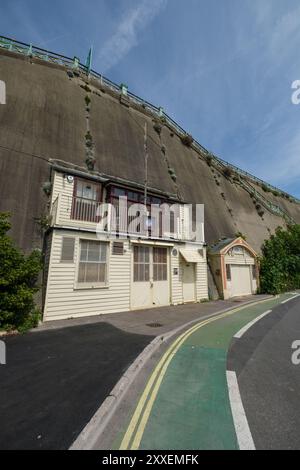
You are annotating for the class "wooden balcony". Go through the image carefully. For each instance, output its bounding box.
[50,194,204,242]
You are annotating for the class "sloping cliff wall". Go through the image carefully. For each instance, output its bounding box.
[0,48,299,253]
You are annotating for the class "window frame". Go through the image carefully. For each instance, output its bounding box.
[74,238,109,289]
[71,177,102,222]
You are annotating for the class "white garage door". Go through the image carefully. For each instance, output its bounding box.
[131,246,170,309]
[230,265,252,297]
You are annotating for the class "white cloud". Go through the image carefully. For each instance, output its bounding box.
[96,0,167,72]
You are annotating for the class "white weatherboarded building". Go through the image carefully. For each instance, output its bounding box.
[208,237,259,300]
[43,166,208,321]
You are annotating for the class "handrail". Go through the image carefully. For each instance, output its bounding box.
[1,34,299,205]
[236,178,295,224]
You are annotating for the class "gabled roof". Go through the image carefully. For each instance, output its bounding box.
[209,237,257,257]
[209,238,236,254]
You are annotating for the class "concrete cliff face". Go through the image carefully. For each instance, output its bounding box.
[0,48,299,253]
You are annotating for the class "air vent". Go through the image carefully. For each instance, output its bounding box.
[61,237,75,262]
[112,241,124,255]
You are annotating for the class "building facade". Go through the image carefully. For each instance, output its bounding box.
[208,237,259,299]
[43,164,209,321]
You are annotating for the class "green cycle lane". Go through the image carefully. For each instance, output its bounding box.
[117,293,294,450]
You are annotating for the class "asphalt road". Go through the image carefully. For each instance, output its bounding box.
[0,323,153,450]
[228,295,300,450]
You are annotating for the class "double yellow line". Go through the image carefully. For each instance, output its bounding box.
[120,297,274,450]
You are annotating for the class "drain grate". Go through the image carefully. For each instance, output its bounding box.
[146,322,164,328]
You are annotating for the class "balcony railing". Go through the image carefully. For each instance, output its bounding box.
[71,196,101,223]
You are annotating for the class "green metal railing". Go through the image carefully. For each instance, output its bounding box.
[1,34,299,208]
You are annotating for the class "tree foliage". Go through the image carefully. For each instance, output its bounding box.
[0,213,42,332]
[259,225,300,295]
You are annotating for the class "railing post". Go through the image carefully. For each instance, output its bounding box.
[56,193,62,225]
[120,83,128,96]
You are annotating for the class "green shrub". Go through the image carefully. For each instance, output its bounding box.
[261,184,270,193]
[223,166,233,178]
[0,213,42,332]
[235,231,247,240]
[206,154,213,166]
[259,225,300,294]
[181,134,194,147]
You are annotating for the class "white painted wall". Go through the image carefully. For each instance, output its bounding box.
[44,230,131,321]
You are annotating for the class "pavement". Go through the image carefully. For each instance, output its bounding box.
[111,293,299,450]
[0,295,269,450]
[37,295,266,336]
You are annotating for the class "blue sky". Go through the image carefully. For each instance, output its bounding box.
[1,0,300,197]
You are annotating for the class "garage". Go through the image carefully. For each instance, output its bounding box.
[208,236,259,300]
[229,265,252,297]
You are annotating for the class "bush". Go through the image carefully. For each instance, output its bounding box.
[259,225,300,295]
[223,166,233,178]
[261,184,270,193]
[0,213,42,332]
[206,155,213,166]
[153,121,162,135]
[235,231,247,240]
[181,134,194,147]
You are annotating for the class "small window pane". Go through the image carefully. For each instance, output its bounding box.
[134,263,139,282]
[99,264,106,283]
[85,263,99,282]
[226,265,231,281]
[78,263,86,283]
[145,264,150,282]
[88,248,101,262]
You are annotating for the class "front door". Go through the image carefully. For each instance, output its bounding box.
[131,245,170,309]
[182,262,196,302]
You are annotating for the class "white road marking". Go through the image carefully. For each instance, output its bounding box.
[226,370,255,450]
[281,294,300,304]
[233,310,272,339]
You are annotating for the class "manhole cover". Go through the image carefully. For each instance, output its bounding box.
[146,322,164,328]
